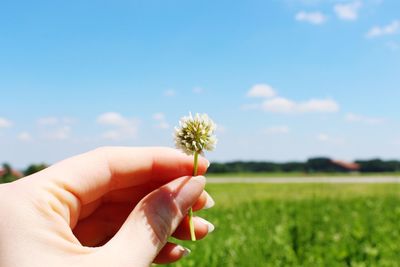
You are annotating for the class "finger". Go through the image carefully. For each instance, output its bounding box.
[79,182,163,221]
[153,242,190,264]
[172,216,215,240]
[192,191,215,211]
[73,203,133,246]
[40,147,209,205]
[98,175,205,267]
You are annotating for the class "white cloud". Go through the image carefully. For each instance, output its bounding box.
[262,97,296,113]
[0,117,12,128]
[97,112,139,140]
[316,133,344,144]
[261,97,339,114]
[193,87,204,94]
[100,130,122,141]
[37,116,75,126]
[247,84,277,98]
[37,116,75,141]
[37,117,59,125]
[164,89,176,97]
[152,112,169,129]
[45,126,71,140]
[297,99,339,113]
[263,126,290,135]
[152,112,165,121]
[345,113,385,125]
[295,11,327,25]
[334,1,362,21]
[97,112,130,127]
[317,133,330,142]
[366,20,400,38]
[18,132,33,142]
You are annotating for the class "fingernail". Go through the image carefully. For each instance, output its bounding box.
[178,246,191,257]
[203,192,215,209]
[192,175,206,184]
[197,217,215,233]
[175,176,206,211]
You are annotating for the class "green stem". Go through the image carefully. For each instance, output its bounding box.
[193,151,199,176]
[189,151,199,241]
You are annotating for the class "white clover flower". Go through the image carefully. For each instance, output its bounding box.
[174,113,217,155]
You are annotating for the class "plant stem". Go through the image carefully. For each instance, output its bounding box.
[189,151,199,241]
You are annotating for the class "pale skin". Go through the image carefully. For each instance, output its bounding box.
[0,147,214,267]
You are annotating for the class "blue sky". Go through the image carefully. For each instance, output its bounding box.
[1,0,400,167]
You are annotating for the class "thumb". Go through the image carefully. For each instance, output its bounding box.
[98,175,206,267]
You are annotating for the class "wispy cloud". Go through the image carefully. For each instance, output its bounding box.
[316,133,344,144]
[45,126,71,140]
[97,112,139,140]
[152,112,170,129]
[262,97,339,114]
[17,132,33,142]
[37,117,59,126]
[243,84,339,114]
[366,20,400,38]
[247,84,276,98]
[36,116,75,141]
[0,117,12,128]
[295,11,327,25]
[263,126,290,135]
[334,1,362,21]
[37,116,75,126]
[345,113,385,125]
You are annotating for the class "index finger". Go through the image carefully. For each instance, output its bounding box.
[36,147,209,205]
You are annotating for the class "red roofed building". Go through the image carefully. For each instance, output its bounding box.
[331,160,360,172]
[0,168,23,179]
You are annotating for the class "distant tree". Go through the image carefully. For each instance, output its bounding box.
[281,162,306,172]
[208,162,229,173]
[306,157,337,173]
[24,163,48,176]
[0,163,19,183]
[355,159,400,172]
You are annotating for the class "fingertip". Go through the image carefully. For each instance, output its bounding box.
[172,216,214,240]
[197,156,209,175]
[153,243,191,264]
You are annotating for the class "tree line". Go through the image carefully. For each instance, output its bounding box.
[0,163,47,184]
[207,158,400,174]
[2,157,400,183]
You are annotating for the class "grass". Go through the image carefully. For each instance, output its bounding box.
[169,183,400,267]
[207,172,400,178]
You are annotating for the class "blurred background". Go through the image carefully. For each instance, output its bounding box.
[1,1,400,266]
[1,0,399,168]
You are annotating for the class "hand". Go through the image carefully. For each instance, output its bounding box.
[0,147,214,267]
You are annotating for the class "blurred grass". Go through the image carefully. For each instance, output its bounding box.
[207,172,400,178]
[169,183,400,267]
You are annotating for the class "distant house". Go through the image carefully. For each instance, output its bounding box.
[0,168,23,178]
[331,160,360,172]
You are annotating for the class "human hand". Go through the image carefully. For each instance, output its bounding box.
[0,147,214,267]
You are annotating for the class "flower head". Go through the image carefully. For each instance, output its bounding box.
[174,113,217,155]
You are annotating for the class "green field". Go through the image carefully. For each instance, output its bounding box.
[169,183,400,267]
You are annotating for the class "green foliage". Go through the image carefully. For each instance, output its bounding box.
[208,158,400,174]
[170,184,400,267]
[23,163,48,176]
[0,163,19,183]
[356,159,400,172]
